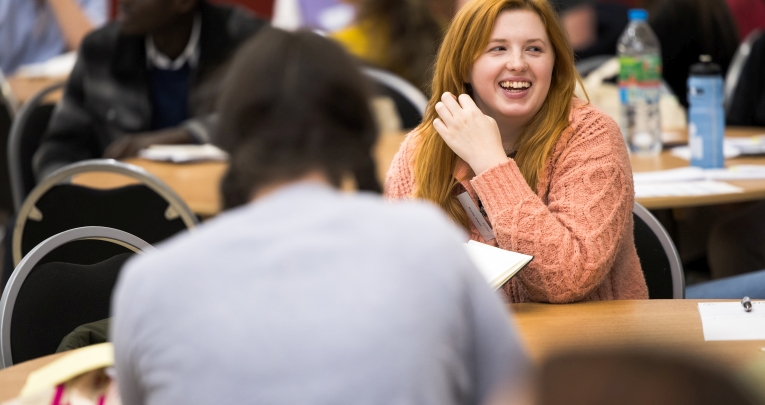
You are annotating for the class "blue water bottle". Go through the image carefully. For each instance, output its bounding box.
[688,55,725,169]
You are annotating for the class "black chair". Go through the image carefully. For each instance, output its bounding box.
[725,29,765,126]
[0,72,17,216]
[632,202,685,299]
[0,226,155,367]
[7,82,65,212]
[12,159,198,267]
[363,67,428,129]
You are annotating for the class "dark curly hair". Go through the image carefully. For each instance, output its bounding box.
[215,28,381,209]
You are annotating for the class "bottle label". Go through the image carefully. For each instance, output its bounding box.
[618,55,662,86]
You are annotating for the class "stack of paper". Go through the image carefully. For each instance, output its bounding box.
[671,134,765,160]
[139,144,228,163]
[697,302,765,341]
[635,181,743,198]
[463,240,532,290]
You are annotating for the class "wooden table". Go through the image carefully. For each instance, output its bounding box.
[632,127,765,209]
[0,300,762,401]
[73,131,409,217]
[0,352,65,402]
[511,299,765,369]
[5,76,66,106]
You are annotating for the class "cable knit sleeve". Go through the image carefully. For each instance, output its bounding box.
[384,131,418,200]
[471,106,635,303]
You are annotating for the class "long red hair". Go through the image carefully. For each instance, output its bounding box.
[412,0,584,228]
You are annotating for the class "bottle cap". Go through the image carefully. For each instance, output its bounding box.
[690,55,721,76]
[628,9,648,21]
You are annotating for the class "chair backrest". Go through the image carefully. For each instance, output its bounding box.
[0,73,16,215]
[575,55,614,77]
[725,30,765,126]
[12,159,198,266]
[632,202,685,299]
[363,67,428,129]
[0,226,156,367]
[724,29,763,113]
[7,82,65,212]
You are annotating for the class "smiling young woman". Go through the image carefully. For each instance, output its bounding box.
[385,0,649,303]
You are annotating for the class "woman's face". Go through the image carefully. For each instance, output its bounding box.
[468,9,555,127]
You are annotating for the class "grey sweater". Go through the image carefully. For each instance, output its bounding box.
[111,182,530,405]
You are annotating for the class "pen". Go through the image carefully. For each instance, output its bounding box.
[742,296,752,312]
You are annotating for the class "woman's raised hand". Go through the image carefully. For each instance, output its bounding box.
[433,92,508,175]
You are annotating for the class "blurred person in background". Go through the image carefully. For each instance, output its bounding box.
[645,0,739,107]
[112,28,531,405]
[554,0,630,61]
[32,0,266,181]
[0,0,107,75]
[330,0,446,93]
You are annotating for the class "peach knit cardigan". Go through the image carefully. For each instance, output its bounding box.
[384,100,649,303]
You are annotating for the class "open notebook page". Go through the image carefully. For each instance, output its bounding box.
[463,240,533,290]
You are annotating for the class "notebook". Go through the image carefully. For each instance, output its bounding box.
[463,240,533,289]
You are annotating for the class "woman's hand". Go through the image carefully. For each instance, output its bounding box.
[433,92,508,175]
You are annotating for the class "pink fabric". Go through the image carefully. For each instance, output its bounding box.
[385,100,648,303]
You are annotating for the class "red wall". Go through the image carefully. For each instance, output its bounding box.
[109,0,274,20]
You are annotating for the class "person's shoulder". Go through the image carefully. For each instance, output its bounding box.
[398,129,422,158]
[352,191,467,246]
[79,22,122,59]
[566,98,622,142]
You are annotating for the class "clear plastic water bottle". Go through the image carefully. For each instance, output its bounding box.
[617,9,662,156]
[688,55,725,168]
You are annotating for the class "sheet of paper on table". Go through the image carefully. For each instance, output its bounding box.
[697,301,765,341]
[14,52,77,78]
[138,144,229,163]
[671,135,765,160]
[463,240,532,290]
[634,181,743,198]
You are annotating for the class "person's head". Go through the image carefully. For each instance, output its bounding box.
[412,0,581,228]
[215,28,380,209]
[118,0,198,36]
[353,0,444,92]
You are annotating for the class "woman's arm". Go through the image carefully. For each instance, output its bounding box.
[47,0,105,51]
[472,109,634,303]
[384,131,418,199]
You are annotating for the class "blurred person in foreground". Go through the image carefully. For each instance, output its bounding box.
[0,0,107,75]
[330,0,445,93]
[537,350,760,405]
[111,28,531,405]
[32,0,266,181]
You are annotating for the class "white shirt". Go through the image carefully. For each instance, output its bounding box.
[145,13,201,71]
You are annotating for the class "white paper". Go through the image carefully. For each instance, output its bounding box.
[705,165,765,181]
[634,181,743,198]
[463,240,532,290]
[456,192,495,241]
[138,144,228,163]
[697,301,765,341]
[670,144,742,160]
[671,135,765,160]
[14,52,77,78]
[633,167,706,184]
